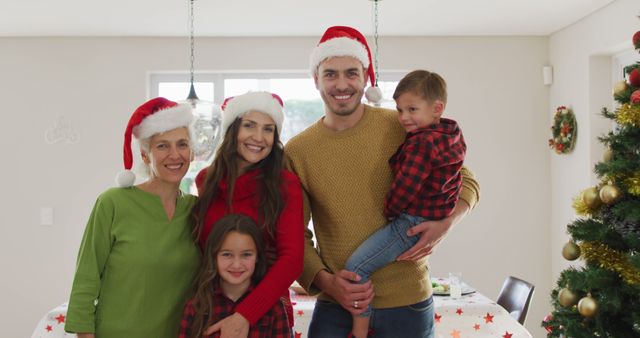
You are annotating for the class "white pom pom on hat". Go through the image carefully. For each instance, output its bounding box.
[309,25,383,105]
[116,170,136,188]
[116,97,193,187]
[365,86,383,104]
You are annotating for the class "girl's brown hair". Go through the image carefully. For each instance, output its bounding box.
[187,214,267,338]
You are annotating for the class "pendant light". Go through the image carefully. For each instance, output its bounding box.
[183,0,222,161]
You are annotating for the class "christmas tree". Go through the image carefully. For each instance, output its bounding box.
[542,29,640,337]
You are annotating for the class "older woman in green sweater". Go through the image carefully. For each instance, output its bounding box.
[65,98,200,338]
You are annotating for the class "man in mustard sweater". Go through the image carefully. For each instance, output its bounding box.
[285,26,480,338]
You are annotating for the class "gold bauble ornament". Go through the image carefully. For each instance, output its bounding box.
[578,293,598,317]
[599,184,622,205]
[562,241,581,261]
[558,287,579,307]
[602,148,613,162]
[582,187,602,209]
[613,80,628,96]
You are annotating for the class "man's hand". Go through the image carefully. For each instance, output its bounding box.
[314,269,375,315]
[396,200,470,261]
[203,312,249,338]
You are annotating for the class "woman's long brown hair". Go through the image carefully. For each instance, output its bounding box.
[191,116,285,243]
[188,214,268,338]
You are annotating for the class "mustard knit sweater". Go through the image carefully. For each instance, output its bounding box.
[285,104,480,309]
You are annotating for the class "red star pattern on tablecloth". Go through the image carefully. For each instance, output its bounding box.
[473,323,481,331]
[55,314,65,323]
[502,332,513,338]
[294,332,302,338]
[434,313,442,323]
[296,310,304,316]
[455,308,463,315]
[484,312,494,323]
[450,329,461,338]
[45,325,53,332]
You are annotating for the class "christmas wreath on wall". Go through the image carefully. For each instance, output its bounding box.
[548,106,577,154]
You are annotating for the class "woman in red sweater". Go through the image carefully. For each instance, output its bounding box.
[191,91,304,338]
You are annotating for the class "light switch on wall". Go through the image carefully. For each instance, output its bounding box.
[40,207,54,226]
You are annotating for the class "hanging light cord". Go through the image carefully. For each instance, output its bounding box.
[373,0,379,86]
[187,0,199,101]
[189,0,195,86]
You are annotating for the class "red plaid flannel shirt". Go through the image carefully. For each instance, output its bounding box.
[385,118,466,220]
[177,286,291,338]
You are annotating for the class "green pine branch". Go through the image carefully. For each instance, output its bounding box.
[567,218,628,251]
[609,200,640,224]
[601,107,616,120]
[545,267,640,337]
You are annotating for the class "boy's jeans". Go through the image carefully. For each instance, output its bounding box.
[344,212,425,316]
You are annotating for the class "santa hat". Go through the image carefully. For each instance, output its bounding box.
[116,97,193,187]
[220,91,284,135]
[309,25,383,104]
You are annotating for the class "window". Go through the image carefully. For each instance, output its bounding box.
[150,72,403,193]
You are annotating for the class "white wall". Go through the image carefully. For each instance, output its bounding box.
[0,36,550,337]
[548,0,639,301]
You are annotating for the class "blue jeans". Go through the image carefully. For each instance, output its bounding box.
[308,297,435,338]
[344,213,425,316]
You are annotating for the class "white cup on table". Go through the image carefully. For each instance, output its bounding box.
[449,272,462,299]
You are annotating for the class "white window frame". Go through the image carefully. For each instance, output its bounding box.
[149,70,406,103]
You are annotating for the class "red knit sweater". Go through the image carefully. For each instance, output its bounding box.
[195,167,304,326]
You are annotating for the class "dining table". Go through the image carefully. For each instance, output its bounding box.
[32,278,531,338]
[290,277,532,338]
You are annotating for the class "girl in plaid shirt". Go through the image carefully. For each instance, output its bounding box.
[344,70,466,338]
[178,214,291,338]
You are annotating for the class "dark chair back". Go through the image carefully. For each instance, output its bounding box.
[496,276,535,325]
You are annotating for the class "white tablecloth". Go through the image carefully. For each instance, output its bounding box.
[32,283,531,338]
[289,286,531,338]
[30,299,317,338]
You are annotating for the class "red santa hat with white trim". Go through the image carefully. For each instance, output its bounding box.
[116,97,193,187]
[309,25,383,104]
[220,91,284,135]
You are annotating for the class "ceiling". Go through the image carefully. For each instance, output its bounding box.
[0,0,615,37]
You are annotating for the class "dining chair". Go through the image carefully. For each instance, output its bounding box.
[496,276,535,325]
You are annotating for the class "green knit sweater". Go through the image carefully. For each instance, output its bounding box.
[285,105,480,308]
[65,187,200,337]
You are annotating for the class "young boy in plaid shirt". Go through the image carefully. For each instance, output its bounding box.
[178,214,291,338]
[344,70,466,338]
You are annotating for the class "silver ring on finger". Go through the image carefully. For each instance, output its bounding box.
[353,300,359,308]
